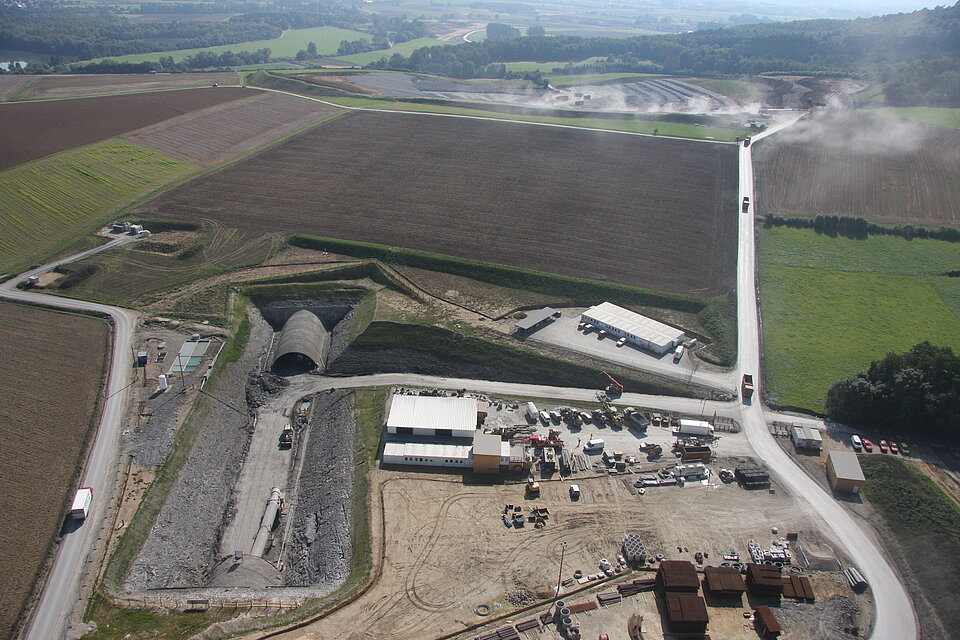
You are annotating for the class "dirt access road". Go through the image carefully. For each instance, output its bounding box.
[0,235,140,640]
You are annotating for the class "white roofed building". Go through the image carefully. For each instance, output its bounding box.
[581,302,685,354]
[386,394,479,439]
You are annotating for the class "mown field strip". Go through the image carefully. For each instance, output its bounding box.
[0,139,195,274]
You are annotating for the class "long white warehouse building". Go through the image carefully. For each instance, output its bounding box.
[385,394,479,438]
[581,301,685,354]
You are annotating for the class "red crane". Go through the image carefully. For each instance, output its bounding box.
[601,371,623,396]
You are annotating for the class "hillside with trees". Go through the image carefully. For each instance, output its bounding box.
[369,2,959,100]
[825,342,960,438]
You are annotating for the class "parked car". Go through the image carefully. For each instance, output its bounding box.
[851,435,863,451]
[616,337,627,347]
[900,442,910,456]
[862,438,873,452]
[879,440,889,453]
[583,324,593,332]
[598,330,607,338]
[577,321,586,330]
[889,441,899,454]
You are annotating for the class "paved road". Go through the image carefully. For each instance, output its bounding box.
[0,237,138,640]
[736,122,918,640]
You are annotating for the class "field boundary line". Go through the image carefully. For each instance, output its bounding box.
[247,85,735,145]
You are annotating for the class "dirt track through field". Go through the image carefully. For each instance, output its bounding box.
[0,87,254,170]
[135,111,739,296]
[9,72,241,101]
[0,302,109,640]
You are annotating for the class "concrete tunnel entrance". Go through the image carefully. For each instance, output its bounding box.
[271,309,329,373]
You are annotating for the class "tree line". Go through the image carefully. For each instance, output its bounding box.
[826,342,960,439]
[366,4,959,84]
[763,213,960,243]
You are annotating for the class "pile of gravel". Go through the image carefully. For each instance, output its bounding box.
[283,389,356,587]
[775,596,862,640]
[126,313,272,590]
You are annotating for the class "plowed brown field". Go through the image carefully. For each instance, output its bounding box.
[754,111,960,226]
[0,302,109,640]
[135,112,739,296]
[124,92,342,166]
[0,86,253,170]
[7,71,240,101]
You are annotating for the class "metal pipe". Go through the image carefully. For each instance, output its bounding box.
[250,487,282,557]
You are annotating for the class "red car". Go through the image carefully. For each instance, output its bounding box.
[889,442,899,454]
[879,440,889,453]
[862,439,873,452]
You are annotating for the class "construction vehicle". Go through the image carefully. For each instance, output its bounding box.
[640,443,662,459]
[279,424,294,448]
[601,371,623,397]
[742,374,755,399]
[71,487,93,520]
[597,392,624,428]
[527,477,541,495]
[743,137,751,147]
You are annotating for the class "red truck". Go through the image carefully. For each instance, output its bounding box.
[742,374,755,399]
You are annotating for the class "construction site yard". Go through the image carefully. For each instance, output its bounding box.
[264,461,865,640]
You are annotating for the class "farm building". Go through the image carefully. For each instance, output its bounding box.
[385,395,480,438]
[656,560,700,593]
[791,425,822,451]
[663,593,709,633]
[703,566,746,596]
[826,450,865,494]
[382,441,472,468]
[514,307,558,333]
[272,310,328,371]
[580,302,685,354]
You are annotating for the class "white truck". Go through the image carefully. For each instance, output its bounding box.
[526,402,539,422]
[71,487,93,520]
[673,420,714,438]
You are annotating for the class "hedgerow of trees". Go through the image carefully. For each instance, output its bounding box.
[825,342,960,438]
[763,213,960,242]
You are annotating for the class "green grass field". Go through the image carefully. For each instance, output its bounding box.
[333,37,452,66]
[759,227,960,412]
[53,227,279,314]
[872,107,960,131]
[0,140,193,275]
[860,456,960,638]
[548,72,663,87]
[319,96,745,140]
[91,26,369,64]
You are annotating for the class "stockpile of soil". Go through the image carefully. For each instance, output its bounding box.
[283,389,356,586]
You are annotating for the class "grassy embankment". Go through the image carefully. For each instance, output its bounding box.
[89,297,253,639]
[0,140,194,275]
[871,107,960,130]
[246,72,748,141]
[759,226,960,412]
[860,456,960,637]
[89,26,369,64]
[289,234,737,368]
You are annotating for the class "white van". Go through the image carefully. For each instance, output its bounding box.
[584,438,605,452]
[674,345,684,362]
[851,434,863,451]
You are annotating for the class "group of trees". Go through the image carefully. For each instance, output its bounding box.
[825,342,960,438]
[883,58,960,107]
[368,4,959,86]
[0,7,279,59]
[763,213,960,242]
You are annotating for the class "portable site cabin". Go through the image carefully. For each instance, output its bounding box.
[826,450,865,494]
[791,425,823,451]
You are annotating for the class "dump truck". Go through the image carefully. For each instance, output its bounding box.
[742,374,755,399]
[743,137,751,147]
[527,478,541,495]
[279,424,294,448]
[71,487,93,520]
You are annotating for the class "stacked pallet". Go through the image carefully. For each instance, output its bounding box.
[515,619,539,632]
[782,575,815,601]
[618,578,657,597]
[597,591,622,606]
[568,600,598,614]
[746,563,783,595]
[474,625,519,640]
